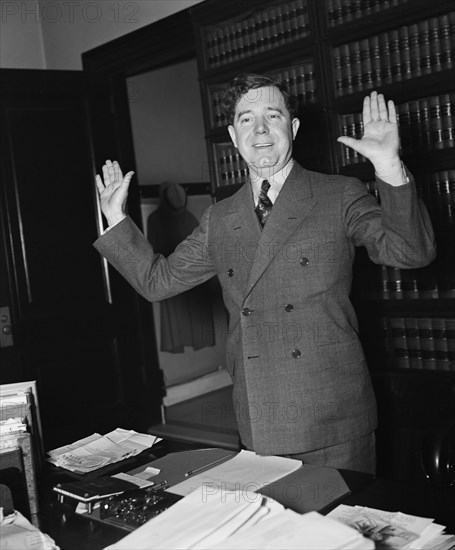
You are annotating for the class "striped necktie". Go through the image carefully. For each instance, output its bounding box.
[255,179,273,226]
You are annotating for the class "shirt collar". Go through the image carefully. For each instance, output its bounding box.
[251,159,295,205]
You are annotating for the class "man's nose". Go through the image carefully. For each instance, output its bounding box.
[254,118,269,134]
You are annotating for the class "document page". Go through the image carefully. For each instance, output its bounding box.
[168,450,302,497]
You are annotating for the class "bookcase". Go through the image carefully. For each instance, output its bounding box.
[189,0,455,374]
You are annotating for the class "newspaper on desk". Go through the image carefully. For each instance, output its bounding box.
[47,428,161,473]
[327,504,455,550]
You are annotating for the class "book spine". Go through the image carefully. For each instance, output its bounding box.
[369,35,382,88]
[417,318,437,370]
[360,38,373,90]
[429,95,444,150]
[408,23,421,79]
[439,14,452,70]
[398,101,411,153]
[379,32,393,86]
[390,317,409,369]
[440,93,454,149]
[340,44,353,95]
[419,19,432,76]
[378,265,391,300]
[333,46,343,97]
[428,16,442,73]
[389,29,401,82]
[432,318,449,371]
[418,98,431,150]
[387,267,403,300]
[399,25,412,81]
[405,318,422,370]
[445,319,455,372]
[350,40,363,93]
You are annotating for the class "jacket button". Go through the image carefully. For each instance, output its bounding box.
[291,348,301,358]
[284,304,294,312]
[299,257,309,266]
[227,269,234,277]
[242,307,253,316]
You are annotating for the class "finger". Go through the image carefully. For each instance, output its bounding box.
[377,94,388,121]
[113,160,120,183]
[337,136,360,152]
[387,99,397,123]
[102,164,110,185]
[370,90,379,121]
[362,95,372,125]
[106,159,115,182]
[123,171,135,187]
[113,161,124,184]
[95,174,104,193]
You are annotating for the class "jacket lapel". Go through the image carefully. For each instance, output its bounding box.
[245,163,318,298]
[221,184,261,303]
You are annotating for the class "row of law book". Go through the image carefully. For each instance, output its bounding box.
[327,0,409,28]
[364,169,455,226]
[333,13,454,95]
[215,144,249,186]
[359,264,455,300]
[381,316,455,371]
[208,60,317,128]
[0,381,44,515]
[340,92,455,165]
[203,0,309,69]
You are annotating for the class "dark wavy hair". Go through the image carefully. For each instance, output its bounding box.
[221,73,295,126]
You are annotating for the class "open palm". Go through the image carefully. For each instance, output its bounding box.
[338,91,400,170]
[95,160,134,226]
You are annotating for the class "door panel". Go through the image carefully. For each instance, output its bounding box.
[0,69,162,451]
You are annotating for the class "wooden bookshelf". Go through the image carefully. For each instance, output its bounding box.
[189,0,455,374]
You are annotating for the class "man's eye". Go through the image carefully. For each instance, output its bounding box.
[240,117,251,124]
[268,114,279,119]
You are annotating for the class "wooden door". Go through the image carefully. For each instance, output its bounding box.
[0,69,162,451]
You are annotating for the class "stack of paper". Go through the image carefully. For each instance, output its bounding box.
[0,381,43,515]
[103,487,373,550]
[47,429,161,474]
[328,504,455,550]
[168,450,303,497]
[0,382,43,459]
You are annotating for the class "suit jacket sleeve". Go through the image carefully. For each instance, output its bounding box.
[93,206,216,302]
[343,168,436,268]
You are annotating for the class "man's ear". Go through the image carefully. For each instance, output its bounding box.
[228,125,237,148]
[291,118,300,140]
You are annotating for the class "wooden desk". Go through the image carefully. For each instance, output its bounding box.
[37,444,454,550]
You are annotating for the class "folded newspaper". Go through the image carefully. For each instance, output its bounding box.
[327,504,455,550]
[47,428,161,473]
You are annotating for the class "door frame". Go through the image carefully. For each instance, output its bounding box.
[82,6,198,422]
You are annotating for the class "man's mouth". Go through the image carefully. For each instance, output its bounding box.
[253,143,273,148]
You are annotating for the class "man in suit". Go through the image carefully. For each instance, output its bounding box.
[94,73,435,474]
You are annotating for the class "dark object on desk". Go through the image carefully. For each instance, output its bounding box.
[259,464,351,514]
[99,487,182,531]
[372,371,455,485]
[53,476,139,513]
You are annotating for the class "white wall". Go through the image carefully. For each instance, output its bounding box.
[0,0,46,68]
[0,0,204,70]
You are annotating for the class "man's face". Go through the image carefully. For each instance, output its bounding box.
[228,85,300,179]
